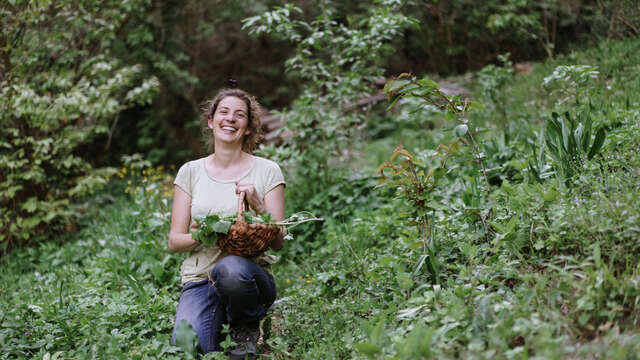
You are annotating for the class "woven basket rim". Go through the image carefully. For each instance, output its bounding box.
[216,191,280,257]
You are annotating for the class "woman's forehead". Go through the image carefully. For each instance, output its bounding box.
[218,96,248,112]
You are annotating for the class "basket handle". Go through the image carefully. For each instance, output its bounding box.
[236,191,246,222]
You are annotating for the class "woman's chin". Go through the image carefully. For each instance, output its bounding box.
[215,136,244,147]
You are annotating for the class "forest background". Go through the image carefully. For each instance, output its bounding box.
[1,0,640,359]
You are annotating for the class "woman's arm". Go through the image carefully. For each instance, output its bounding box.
[168,185,199,252]
[263,184,285,251]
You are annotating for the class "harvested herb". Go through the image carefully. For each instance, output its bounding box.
[192,211,323,247]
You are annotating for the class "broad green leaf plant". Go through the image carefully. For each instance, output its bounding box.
[544,111,606,186]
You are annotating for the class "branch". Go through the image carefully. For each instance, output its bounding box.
[0,33,11,82]
[616,14,640,35]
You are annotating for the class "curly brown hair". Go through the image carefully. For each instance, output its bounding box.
[201,88,263,153]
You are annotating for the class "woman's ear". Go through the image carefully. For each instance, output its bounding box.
[207,116,214,129]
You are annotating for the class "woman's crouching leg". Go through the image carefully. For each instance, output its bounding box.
[211,255,276,325]
[172,279,226,353]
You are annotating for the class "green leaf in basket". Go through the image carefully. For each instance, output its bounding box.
[259,212,274,224]
[201,214,220,229]
[212,219,232,234]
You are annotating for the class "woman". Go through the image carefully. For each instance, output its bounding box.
[168,87,286,358]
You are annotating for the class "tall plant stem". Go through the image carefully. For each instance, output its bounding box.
[461,99,491,203]
[421,217,428,254]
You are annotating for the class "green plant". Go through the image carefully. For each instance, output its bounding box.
[486,0,566,59]
[383,74,489,199]
[543,65,600,105]
[477,53,514,123]
[174,320,198,358]
[544,111,606,185]
[242,2,418,226]
[376,144,455,284]
[0,0,159,252]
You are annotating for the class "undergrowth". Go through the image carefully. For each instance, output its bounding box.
[1,37,640,359]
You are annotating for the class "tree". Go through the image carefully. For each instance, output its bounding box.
[0,0,159,250]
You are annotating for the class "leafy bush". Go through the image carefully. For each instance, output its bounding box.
[267,36,640,359]
[244,2,417,241]
[477,53,514,123]
[543,64,600,105]
[0,1,159,250]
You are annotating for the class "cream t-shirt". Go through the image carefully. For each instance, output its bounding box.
[173,155,285,285]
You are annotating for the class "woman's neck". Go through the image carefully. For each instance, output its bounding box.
[210,146,246,168]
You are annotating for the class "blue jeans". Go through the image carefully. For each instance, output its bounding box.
[172,255,277,353]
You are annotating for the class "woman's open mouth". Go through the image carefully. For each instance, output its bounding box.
[220,125,238,134]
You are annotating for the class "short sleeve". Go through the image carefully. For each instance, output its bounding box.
[174,161,194,196]
[264,161,286,194]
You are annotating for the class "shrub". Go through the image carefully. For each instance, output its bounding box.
[0,0,159,251]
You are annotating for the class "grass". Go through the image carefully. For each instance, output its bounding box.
[2,36,640,359]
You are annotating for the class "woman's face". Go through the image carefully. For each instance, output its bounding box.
[208,96,250,147]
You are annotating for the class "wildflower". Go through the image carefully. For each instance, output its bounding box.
[306,280,311,284]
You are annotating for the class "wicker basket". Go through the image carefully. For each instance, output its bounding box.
[216,192,281,258]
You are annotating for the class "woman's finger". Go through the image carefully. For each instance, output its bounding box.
[235,182,265,213]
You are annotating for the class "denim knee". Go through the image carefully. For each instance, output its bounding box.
[211,256,253,295]
[210,255,276,325]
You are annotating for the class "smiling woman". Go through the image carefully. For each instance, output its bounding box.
[168,87,286,358]
[202,88,264,154]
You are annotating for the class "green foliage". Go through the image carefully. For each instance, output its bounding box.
[265,36,640,359]
[477,53,514,123]
[0,172,181,358]
[486,0,558,58]
[244,1,417,245]
[174,320,198,357]
[2,11,640,360]
[192,215,235,247]
[376,144,457,284]
[0,0,160,251]
[543,64,600,105]
[544,111,606,185]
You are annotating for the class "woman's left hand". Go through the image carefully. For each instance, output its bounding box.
[235,182,266,214]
